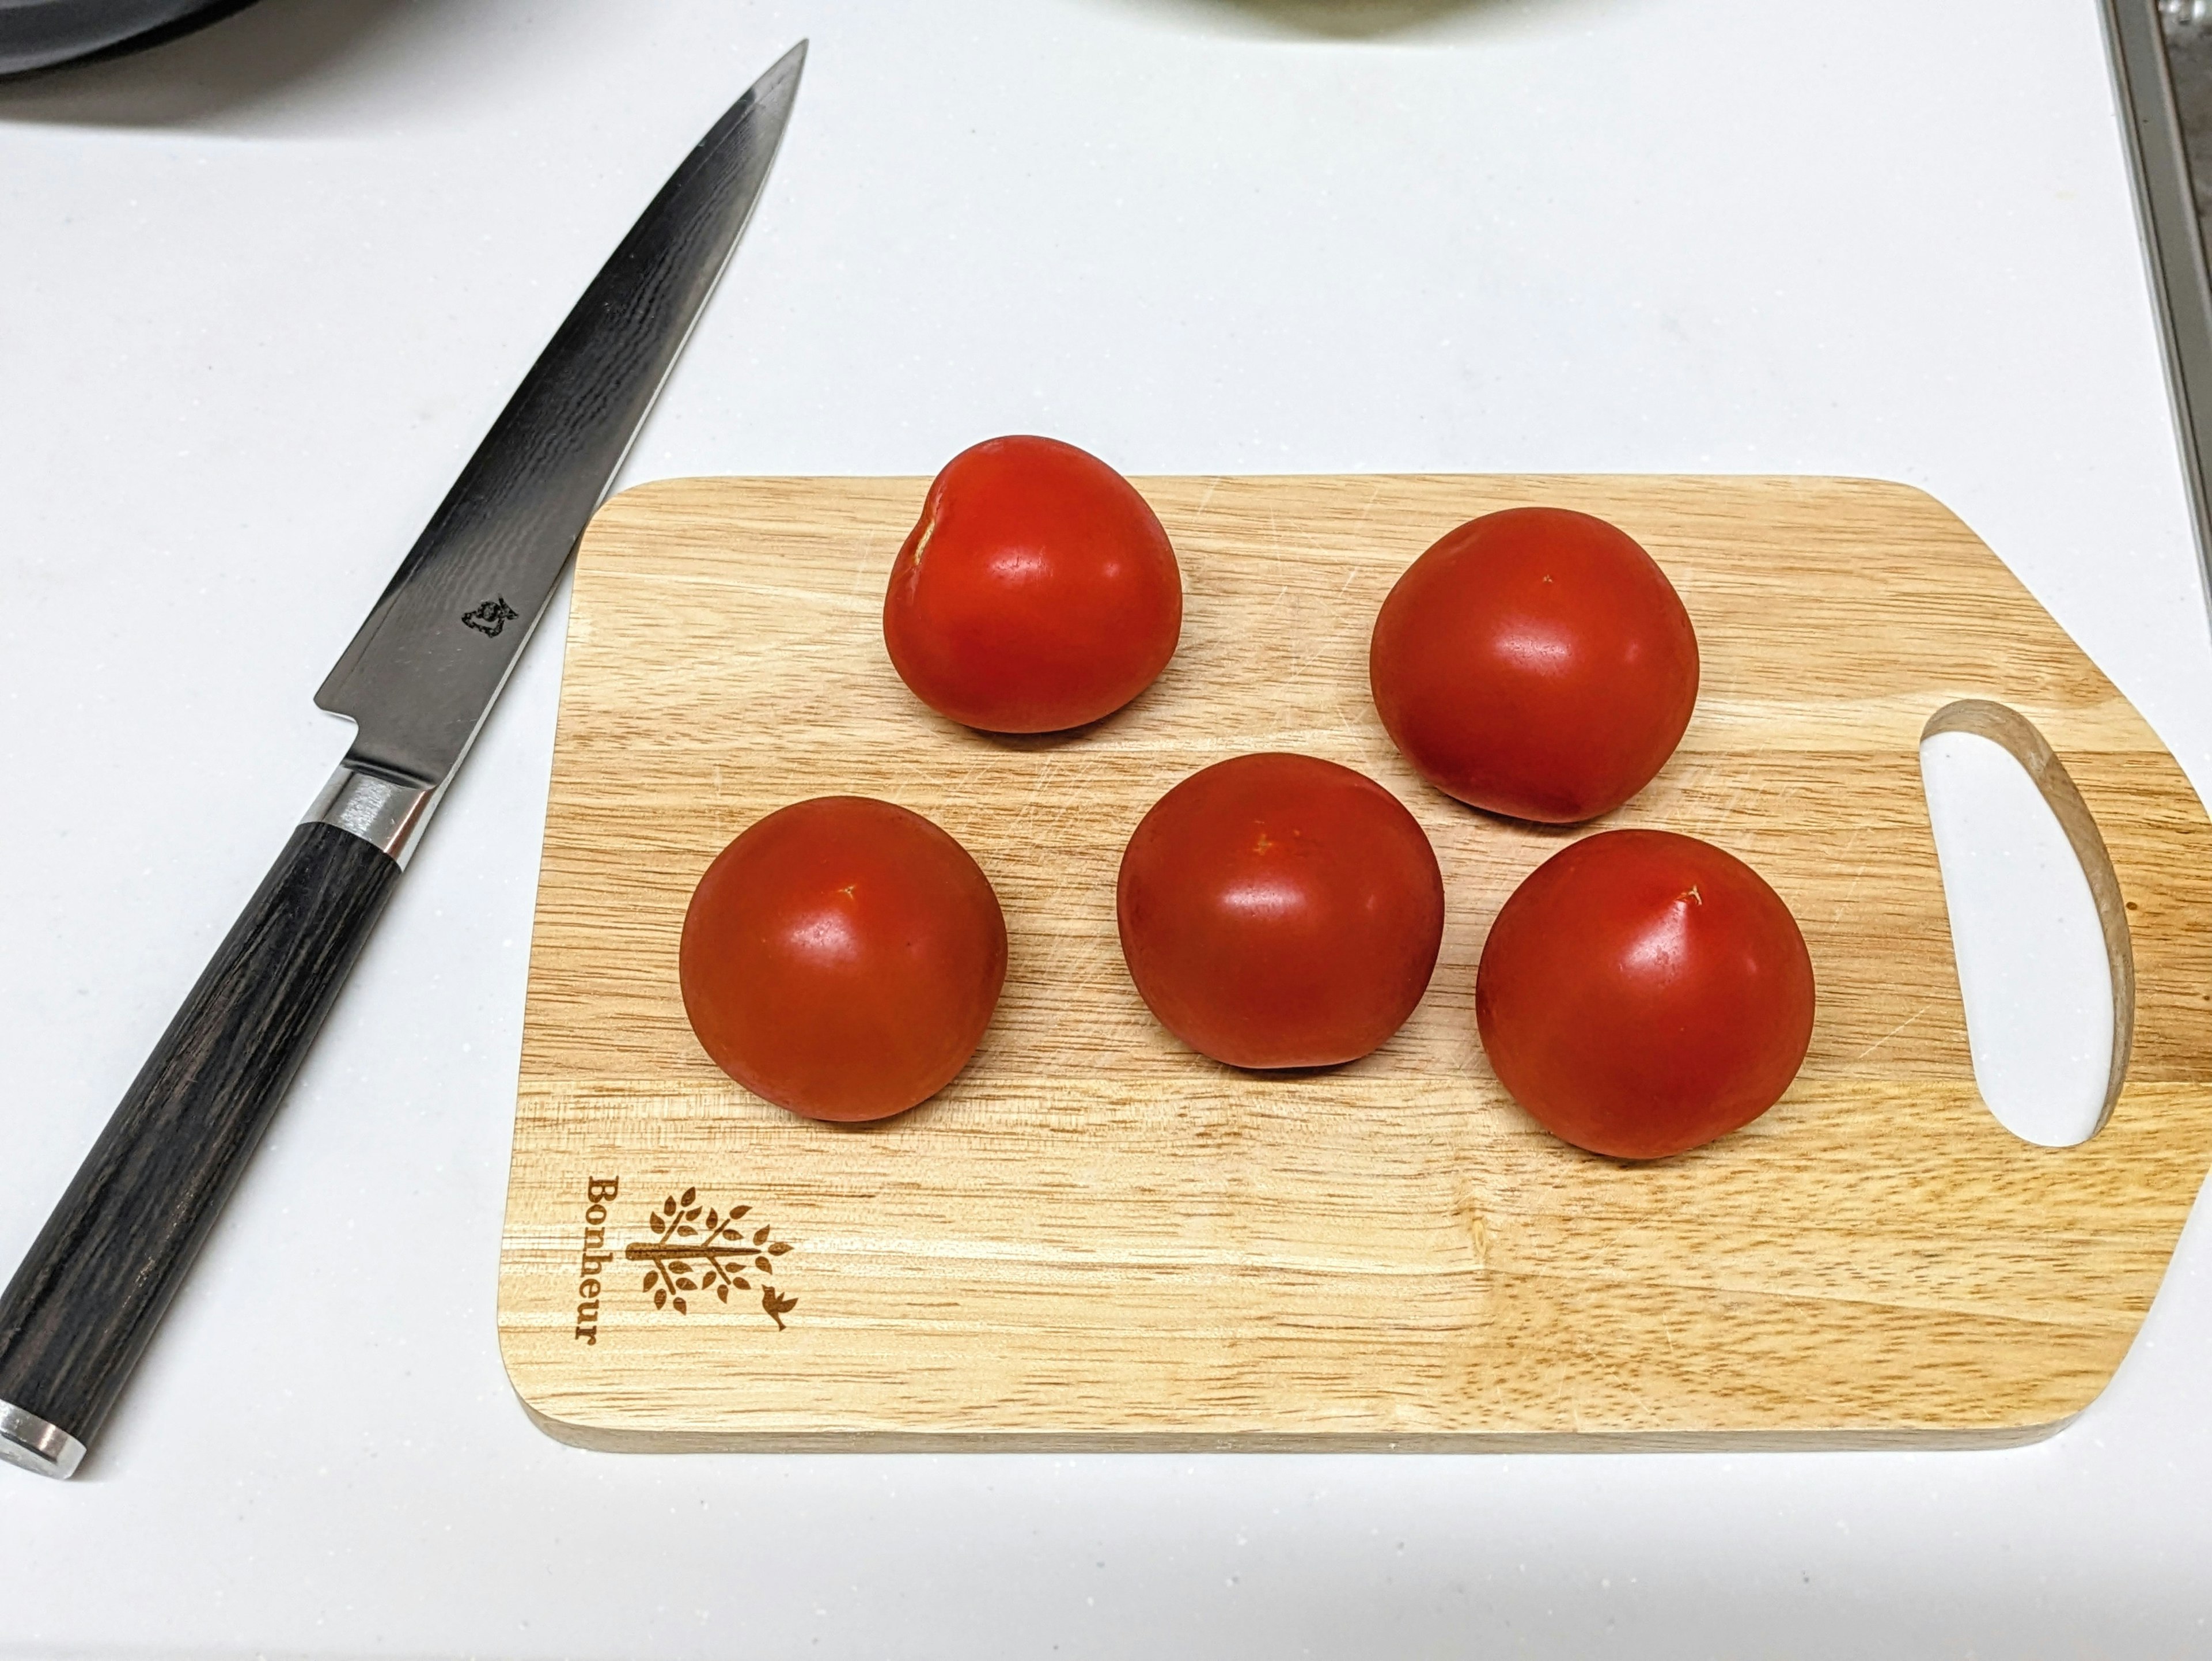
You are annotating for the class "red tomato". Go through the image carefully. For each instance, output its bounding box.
[1476,829,1815,1160]
[1116,753,1445,1069]
[882,435,1183,733]
[1369,506,1699,823]
[679,797,1007,1123]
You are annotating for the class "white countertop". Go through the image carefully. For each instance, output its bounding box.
[4,1,2211,1654]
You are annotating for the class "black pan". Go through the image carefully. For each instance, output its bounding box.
[0,0,258,78]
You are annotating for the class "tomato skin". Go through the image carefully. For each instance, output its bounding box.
[679,797,1007,1123]
[1475,829,1814,1160]
[882,435,1183,733]
[1116,753,1445,1069]
[1369,506,1699,824]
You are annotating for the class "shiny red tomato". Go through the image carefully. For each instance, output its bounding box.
[1369,506,1699,823]
[679,796,1007,1123]
[1476,829,1814,1160]
[882,435,1183,733]
[1116,753,1445,1069]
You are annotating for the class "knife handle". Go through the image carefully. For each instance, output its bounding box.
[0,768,427,1478]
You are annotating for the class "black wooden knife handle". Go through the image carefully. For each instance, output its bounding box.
[0,808,406,1477]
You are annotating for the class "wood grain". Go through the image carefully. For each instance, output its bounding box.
[497,474,2212,1451]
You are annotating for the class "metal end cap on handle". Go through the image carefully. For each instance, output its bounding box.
[0,1400,86,1480]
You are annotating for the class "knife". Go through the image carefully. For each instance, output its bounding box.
[0,39,806,1480]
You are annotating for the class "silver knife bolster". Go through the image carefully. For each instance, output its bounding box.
[304,765,438,867]
[0,1401,85,1480]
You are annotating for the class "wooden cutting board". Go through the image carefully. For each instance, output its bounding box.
[496,474,2212,1451]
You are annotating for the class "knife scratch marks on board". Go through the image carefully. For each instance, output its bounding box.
[1009,756,1059,837]
[1857,1003,1932,1060]
[1283,566,1372,685]
[637,567,883,616]
[1034,764,1094,847]
[1828,828,1871,924]
[850,534,902,596]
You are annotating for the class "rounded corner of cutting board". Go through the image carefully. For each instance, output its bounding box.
[511,1390,647,1454]
[1813,474,1990,538]
[494,1312,652,1454]
[1797,473,1952,504]
[494,1318,570,1439]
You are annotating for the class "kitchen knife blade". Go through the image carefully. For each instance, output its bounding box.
[0,39,806,1480]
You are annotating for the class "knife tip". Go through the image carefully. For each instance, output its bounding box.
[751,38,805,104]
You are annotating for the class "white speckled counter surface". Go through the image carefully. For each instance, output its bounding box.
[2,1,2209,1655]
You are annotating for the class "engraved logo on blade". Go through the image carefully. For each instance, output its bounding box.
[462,596,519,637]
[627,1187,797,1329]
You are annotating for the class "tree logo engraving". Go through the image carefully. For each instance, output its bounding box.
[624,1189,797,1329]
[461,596,518,637]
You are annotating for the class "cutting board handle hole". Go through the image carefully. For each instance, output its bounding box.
[1918,699,2134,1147]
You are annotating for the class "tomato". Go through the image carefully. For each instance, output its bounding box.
[679,797,1007,1123]
[1475,829,1814,1160]
[1369,506,1699,823]
[1116,752,1445,1069]
[882,435,1183,733]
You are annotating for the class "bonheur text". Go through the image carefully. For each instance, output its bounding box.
[575,1175,618,1344]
